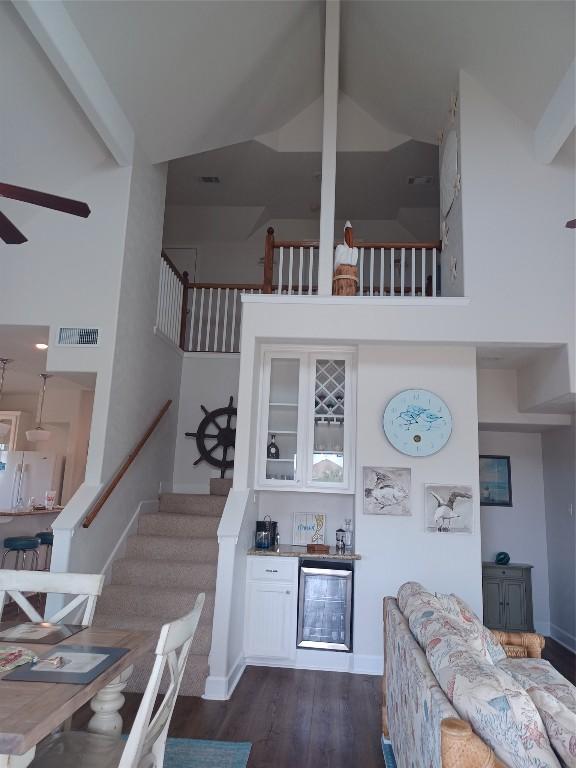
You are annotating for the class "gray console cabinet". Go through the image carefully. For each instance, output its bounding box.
[482,563,534,632]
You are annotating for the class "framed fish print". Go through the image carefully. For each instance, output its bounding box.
[479,455,512,507]
[363,467,411,516]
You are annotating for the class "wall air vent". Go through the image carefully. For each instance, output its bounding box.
[408,175,434,186]
[199,176,221,184]
[57,327,100,346]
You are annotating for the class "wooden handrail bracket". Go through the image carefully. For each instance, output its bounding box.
[82,399,172,528]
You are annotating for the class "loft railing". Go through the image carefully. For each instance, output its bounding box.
[157,252,188,349]
[174,230,442,354]
[263,228,442,297]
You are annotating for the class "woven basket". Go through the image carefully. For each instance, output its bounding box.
[333,264,358,296]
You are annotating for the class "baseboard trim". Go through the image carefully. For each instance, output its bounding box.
[550,623,576,653]
[100,499,158,580]
[203,656,246,700]
[243,652,383,676]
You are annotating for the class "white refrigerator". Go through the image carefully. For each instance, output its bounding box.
[0,451,64,512]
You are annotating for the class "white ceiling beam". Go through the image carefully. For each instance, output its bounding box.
[13,0,135,166]
[317,0,340,296]
[534,60,575,164]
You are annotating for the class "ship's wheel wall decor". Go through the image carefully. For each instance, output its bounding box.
[185,396,236,478]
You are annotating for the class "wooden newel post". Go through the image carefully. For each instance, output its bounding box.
[179,271,189,350]
[263,227,274,294]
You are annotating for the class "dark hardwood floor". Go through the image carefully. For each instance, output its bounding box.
[73,666,385,768]
[543,636,576,684]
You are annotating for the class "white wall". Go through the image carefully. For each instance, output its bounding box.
[459,69,575,400]
[541,422,576,651]
[353,344,482,664]
[477,368,571,429]
[478,431,550,635]
[65,155,182,575]
[173,353,240,494]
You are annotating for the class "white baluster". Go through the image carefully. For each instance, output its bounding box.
[198,288,205,352]
[222,288,229,351]
[359,248,364,295]
[298,247,304,295]
[308,246,314,296]
[369,246,374,296]
[230,289,238,352]
[379,248,384,296]
[432,248,437,297]
[390,248,395,297]
[213,287,221,351]
[288,247,294,294]
[411,248,416,296]
[205,288,213,351]
[189,287,197,352]
[278,247,284,295]
[401,248,405,297]
[421,248,426,297]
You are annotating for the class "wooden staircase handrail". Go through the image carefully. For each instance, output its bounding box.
[82,399,173,528]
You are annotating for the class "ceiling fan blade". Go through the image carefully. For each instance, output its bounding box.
[566,219,576,229]
[0,183,90,218]
[0,211,27,244]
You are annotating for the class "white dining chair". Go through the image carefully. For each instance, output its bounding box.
[0,570,105,626]
[29,592,206,768]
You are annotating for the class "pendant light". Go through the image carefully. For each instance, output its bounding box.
[0,359,13,437]
[26,373,52,442]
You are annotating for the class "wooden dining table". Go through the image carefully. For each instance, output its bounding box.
[0,626,154,768]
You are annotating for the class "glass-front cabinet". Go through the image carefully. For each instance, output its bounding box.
[257,348,355,492]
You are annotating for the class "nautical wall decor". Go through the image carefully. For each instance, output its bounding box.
[382,389,452,456]
[363,467,411,516]
[185,396,236,478]
[425,484,473,534]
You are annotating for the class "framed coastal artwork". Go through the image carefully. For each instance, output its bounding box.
[363,467,411,516]
[479,455,512,507]
[425,484,473,534]
[293,512,326,545]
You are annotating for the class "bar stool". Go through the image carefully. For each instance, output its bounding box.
[1,536,41,570]
[35,531,54,571]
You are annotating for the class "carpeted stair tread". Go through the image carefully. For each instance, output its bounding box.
[125,650,209,697]
[159,493,226,516]
[93,613,213,656]
[125,534,219,563]
[111,558,217,589]
[139,512,220,538]
[96,584,215,619]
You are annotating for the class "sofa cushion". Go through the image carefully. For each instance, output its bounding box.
[498,658,576,714]
[429,635,561,768]
[437,592,506,664]
[397,581,428,615]
[527,688,576,768]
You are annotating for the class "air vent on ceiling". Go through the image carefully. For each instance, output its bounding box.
[407,175,434,186]
[199,176,221,184]
[57,327,100,346]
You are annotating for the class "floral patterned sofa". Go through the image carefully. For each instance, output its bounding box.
[383,582,576,768]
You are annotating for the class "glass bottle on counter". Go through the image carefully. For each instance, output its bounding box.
[344,518,353,555]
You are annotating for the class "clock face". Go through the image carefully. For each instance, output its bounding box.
[382,389,452,457]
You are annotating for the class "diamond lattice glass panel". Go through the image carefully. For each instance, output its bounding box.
[266,358,299,481]
[312,359,345,482]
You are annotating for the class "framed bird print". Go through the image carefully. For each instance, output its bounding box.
[363,467,411,516]
[425,484,473,534]
[382,389,452,457]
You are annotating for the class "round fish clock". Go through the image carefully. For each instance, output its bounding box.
[382,389,452,457]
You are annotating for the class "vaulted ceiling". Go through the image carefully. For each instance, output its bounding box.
[62,0,574,163]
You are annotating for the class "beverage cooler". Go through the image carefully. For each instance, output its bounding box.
[297,560,353,652]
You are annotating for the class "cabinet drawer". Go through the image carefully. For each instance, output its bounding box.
[248,556,297,583]
[485,566,523,580]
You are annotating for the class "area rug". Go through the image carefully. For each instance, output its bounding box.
[143,738,251,768]
[381,736,397,768]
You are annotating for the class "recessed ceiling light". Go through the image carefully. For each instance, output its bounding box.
[199,176,221,184]
[35,343,48,350]
[407,175,434,186]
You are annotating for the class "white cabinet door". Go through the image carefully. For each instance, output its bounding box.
[245,580,297,661]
